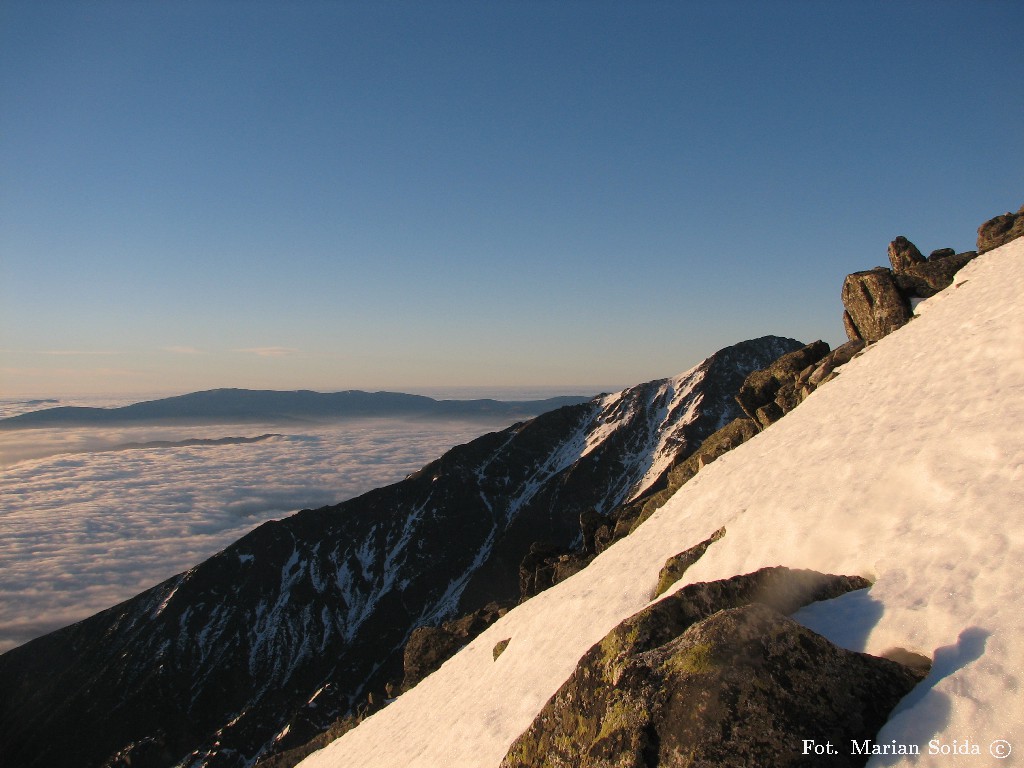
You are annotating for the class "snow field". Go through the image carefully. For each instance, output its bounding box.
[300,238,1023,768]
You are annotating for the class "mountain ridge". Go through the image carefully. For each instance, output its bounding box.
[0,388,593,429]
[0,336,801,768]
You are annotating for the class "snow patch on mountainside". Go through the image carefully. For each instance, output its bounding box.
[299,238,1024,768]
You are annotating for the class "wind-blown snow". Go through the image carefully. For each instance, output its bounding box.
[300,238,1023,768]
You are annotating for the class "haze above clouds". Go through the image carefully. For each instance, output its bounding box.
[0,414,518,652]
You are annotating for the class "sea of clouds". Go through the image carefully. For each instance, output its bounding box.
[0,402,523,653]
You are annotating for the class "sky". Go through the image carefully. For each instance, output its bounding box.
[2,1,1022,396]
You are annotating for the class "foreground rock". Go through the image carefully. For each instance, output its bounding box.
[501,568,926,768]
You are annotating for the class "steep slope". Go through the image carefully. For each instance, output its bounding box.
[0,336,798,768]
[297,238,1023,767]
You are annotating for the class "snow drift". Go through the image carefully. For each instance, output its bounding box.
[299,237,1024,767]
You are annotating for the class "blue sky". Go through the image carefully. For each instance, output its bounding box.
[2,1,1021,396]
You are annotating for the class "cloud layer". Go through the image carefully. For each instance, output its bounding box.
[0,416,512,652]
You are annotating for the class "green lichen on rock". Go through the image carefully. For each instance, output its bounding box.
[654,527,726,598]
[499,567,909,768]
[493,638,511,660]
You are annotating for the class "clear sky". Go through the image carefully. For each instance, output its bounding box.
[1,1,1021,397]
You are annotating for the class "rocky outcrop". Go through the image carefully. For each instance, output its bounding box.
[735,340,831,428]
[654,527,725,598]
[977,203,1024,253]
[403,601,510,690]
[501,568,926,768]
[887,235,925,272]
[842,233,981,344]
[841,268,912,343]
[893,250,978,299]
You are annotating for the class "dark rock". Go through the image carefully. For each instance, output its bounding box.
[977,204,1024,253]
[894,251,978,298]
[492,638,511,661]
[654,527,725,597]
[402,626,463,692]
[734,341,830,424]
[519,541,567,600]
[928,247,956,261]
[888,236,925,272]
[501,569,926,768]
[800,340,865,388]
[402,601,510,691]
[580,509,612,555]
[840,268,912,342]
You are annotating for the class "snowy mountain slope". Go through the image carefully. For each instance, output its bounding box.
[0,337,797,768]
[299,239,1023,767]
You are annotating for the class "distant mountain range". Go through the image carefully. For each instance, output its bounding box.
[0,389,593,429]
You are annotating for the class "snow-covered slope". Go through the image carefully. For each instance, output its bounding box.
[300,238,1023,767]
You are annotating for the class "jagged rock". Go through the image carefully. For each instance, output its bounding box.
[888,236,925,272]
[402,601,510,691]
[894,251,978,298]
[977,204,1024,253]
[800,340,865,388]
[493,638,511,660]
[654,527,725,597]
[580,509,612,555]
[929,247,956,261]
[501,569,925,768]
[735,341,830,429]
[841,268,912,343]
[519,541,567,599]
[402,626,463,692]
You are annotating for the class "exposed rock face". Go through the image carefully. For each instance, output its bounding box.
[888,235,925,272]
[501,569,926,768]
[894,250,978,298]
[0,336,802,768]
[732,340,832,430]
[654,527,726,598]
[403,601,509,690]
[977,204,1024,253]
[841,268,912,343]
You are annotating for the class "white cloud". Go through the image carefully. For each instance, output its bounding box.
[0,416,513,652]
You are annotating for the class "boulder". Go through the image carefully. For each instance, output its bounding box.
[928,247,956,261]
[887,236,925,272]
[977,204,1024,253]
[502,568,924,768]
[840,268,912,343]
